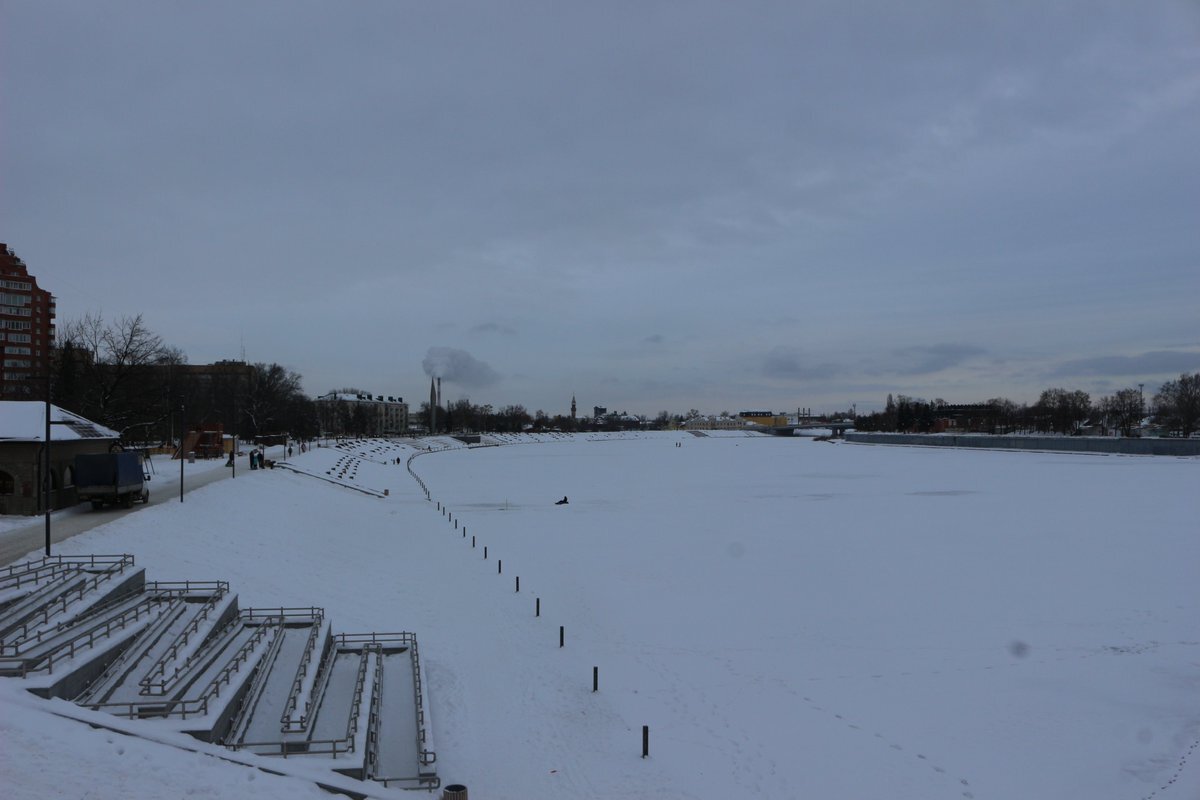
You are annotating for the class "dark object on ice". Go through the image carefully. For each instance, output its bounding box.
[555,496,569,505]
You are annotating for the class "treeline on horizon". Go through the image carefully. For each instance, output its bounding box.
[851,380,1199,438]
[32,313,1200,441]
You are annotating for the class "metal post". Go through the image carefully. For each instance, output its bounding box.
[179,404,185,502]
[642,726,649,758]
[43,377,51,556]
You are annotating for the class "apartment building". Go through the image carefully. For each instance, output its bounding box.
[0,244,56,398]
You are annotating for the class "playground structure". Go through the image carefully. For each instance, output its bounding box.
[175,424,229,460]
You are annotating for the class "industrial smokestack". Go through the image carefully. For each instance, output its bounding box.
[430,377,437,433]
[437,377,442,408]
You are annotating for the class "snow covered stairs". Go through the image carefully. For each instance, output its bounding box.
[0,554,145,681]
[0,554,438,793]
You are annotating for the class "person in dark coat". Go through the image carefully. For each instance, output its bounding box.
[555,496,569,505]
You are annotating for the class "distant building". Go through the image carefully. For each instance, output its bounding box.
[0,401,119,515]
[738,411,789,427]
[683,415,746,431]
[593,406,607,420]
[315,392,409,437]
[0,244,56,399]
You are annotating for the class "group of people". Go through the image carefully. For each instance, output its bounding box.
[224,441,306,469]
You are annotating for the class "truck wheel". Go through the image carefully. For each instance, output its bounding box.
[122,493,134,509]
[91,500,104,510]
[141,489,150,504]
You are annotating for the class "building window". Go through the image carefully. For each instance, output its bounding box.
[0,471,14,495]
[63,466,74,487]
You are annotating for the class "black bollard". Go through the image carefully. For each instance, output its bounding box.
[498,559,502,574]
[472,535,476,548]
[593,666,598,692]
[559,625,564,648]
[515,576,520,592]
[642,726,649,758]
[484,546,488,559]
[536,597,540,617]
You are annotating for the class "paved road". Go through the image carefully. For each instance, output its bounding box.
[0,449,286,567]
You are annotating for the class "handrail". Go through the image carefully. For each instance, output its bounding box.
[1,557,138,647]
[234,644,375,757]
[342,646,373,755]
[280,615,326,731]
[0,596,160,677]
[139,586,231,694]
[228,616,287,743]
[410,636,435,766]
[0,554,134,582]
[85,619,272,720]
[75,597,186,705]
[364,646,385,778]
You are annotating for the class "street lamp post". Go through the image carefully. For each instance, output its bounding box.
[24,374,54,556]
[179,403,185,502]
[42,375,51,556]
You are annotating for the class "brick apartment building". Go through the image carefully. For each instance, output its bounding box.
[1,243,56,398]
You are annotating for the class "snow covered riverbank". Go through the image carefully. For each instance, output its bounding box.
[2,433,1197,799]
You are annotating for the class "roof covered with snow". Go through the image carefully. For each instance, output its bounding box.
[0,401,119,442]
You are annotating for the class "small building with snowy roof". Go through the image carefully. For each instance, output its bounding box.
[0,401,120,515]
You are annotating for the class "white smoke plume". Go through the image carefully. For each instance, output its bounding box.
[421,346,501,388]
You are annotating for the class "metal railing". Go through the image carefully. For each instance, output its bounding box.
[139,585,231,695]
[234,645,373,758]
[364,645,385,779]
[0,556,139,647]
[75,596,186,705]
[86,617,276,720]
[280,616,327,731]
[0,596,160,677]
[226,616,288,741]
[0,554,134,583]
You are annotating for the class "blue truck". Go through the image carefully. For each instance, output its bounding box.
[73,452,150,510]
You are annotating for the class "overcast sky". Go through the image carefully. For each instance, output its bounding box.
[3,1,1198,415]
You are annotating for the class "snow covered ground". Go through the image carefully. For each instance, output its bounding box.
[1,432,1197,799]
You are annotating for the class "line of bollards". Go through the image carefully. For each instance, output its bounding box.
[433,480,651,763]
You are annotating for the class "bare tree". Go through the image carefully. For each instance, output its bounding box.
[1034,388,1091,435]
[56,313,173,433]
[242,363,303,439]
[1099,388,1143,436]
[1154,372,1200,437]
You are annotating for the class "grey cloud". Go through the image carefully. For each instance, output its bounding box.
[471,322,517,336]
[763,347,842,381]
[421,347,501,388]
[644,334,665,345]
[883,344,988,375]
[1053,350,1200,377]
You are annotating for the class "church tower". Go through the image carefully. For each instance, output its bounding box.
[571,395,577,419]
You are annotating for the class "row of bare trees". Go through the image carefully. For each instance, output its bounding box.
[853,374,1200,437]
[51,313,318,444]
